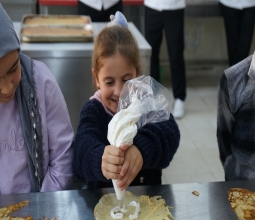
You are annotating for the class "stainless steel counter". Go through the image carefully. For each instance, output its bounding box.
[1,180,255,220]
[14,22,151,132]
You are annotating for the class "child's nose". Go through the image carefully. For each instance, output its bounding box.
[0,79,13,95]
[114,82,123,96]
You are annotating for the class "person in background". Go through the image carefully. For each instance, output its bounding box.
[73,12,180,190]
[144,0,186,119]
[219,0,255,67]
[0,4,74,194]
[78,0,122,22]
[217,52,255,181]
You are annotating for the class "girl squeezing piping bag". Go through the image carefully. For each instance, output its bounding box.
[73,11,180,219]
[108,75,177,219]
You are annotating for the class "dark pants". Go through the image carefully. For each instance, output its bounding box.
[145,6,186,101]
[78,1,122,22]
[221,3,255,67]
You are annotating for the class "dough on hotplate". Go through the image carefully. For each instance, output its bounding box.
[228,188,255,220]
[94,191,174,220]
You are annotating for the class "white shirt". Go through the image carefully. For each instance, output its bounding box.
[144,0,186,11]
[219,0,255,9]
[79,0,119,11]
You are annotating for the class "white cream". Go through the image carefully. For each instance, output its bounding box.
[129,201,140,220]
[107,101,142,147]
[110,201,140,219]
[108,101,142,205]
[112,179,125,202]
[110,205,127,219]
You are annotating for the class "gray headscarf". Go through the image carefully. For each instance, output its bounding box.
[0,4,20,58]
[0,4,44,192]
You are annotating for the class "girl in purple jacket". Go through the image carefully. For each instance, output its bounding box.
[0,4,74,194]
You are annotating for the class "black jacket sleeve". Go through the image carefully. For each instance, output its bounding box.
[134,114,180,170]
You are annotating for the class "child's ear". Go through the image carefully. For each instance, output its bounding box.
[92,69,100,89]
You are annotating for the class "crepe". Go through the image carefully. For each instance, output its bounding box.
[228,188,255,220]
[94,191,174,220]
[0,200,57,220]
[1,217,32,220]
[0,200,30,219]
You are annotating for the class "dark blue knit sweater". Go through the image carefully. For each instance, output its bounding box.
[73,99,180,189]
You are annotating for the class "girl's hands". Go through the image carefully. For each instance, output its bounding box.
[101,145,125,180]
[101,144,143,190]
[117,145,143,190]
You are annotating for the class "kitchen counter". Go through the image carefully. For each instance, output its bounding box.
[14,22,151,133]
[1,180,254,219]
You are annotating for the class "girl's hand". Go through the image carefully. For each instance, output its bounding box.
[117,145,143,190]
[101,145,125,180]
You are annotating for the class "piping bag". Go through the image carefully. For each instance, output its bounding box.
[107,75,173,210]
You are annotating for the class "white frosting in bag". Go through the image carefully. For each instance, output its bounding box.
[107,101,142,213]
[108,101,142,148]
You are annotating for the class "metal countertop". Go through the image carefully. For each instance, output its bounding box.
[1,180,255,220]
[13,22,151,58]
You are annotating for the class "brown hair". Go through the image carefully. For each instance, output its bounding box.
[92,26,140,87]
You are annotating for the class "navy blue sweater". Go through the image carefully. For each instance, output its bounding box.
[73,99,180,189]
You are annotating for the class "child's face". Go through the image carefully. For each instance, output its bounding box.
[94,53,137,113]
[0,50,21,103]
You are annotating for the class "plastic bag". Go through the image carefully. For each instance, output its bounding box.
[118,75,173,128]
[108,75,173,148]
[107,75,173,202]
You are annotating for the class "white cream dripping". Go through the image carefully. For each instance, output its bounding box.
[107,101,142,205]
[129,201,140,220]
[110,205,127,219]
[110,201,140,219]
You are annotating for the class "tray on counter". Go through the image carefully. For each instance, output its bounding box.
[20,14,93,42]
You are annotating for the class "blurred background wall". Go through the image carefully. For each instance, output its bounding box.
[2,0,255,74]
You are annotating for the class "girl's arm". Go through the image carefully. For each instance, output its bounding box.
[133,114,180,170]
[40,80,74,192]
[73,100,111,182]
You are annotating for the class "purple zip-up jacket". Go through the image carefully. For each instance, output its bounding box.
[0,60,74,194]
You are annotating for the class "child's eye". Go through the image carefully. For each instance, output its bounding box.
[106,81,114,85]
[123,78,131,82]
[8,66,18,74]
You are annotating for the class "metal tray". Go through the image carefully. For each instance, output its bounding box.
[20,14,94,42]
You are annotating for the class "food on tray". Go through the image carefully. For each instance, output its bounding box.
[0,200,32,219]
[0,200,30,218]
[192,191,200,196]
[24,16,90,26]
[1,217,32,220]
[43,217,58,220]
[94,191,174,220]
[22,27,93,37]
[1,217,57,220]
[0,200,57,220]
[20,15,94,42]
[228,188,255,220]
